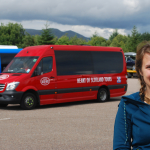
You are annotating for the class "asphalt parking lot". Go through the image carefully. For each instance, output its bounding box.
[0,79,140,150]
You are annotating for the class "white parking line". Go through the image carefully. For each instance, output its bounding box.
[0,118,10,121]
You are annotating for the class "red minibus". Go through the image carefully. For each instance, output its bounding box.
[0,45,127,109]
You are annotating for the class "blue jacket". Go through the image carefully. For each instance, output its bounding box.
[113,92,150,150]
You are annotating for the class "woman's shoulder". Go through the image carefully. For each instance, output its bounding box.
[119,92,143,114]
[121,92,141,103]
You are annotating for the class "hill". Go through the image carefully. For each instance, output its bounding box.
[25,28,90,41]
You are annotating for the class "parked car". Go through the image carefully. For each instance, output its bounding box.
[124,52,137,78]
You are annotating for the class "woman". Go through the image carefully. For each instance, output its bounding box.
[113,41,150,150]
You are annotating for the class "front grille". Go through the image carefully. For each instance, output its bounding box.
[0,84,5,91]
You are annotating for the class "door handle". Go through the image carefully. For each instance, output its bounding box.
[50,76,55,79]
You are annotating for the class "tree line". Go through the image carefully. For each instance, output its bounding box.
[0,22,149,52]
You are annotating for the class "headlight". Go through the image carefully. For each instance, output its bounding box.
[6,82,20,91]
[133,65,135,70]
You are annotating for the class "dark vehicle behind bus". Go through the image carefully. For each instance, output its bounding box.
[124,52,136,78]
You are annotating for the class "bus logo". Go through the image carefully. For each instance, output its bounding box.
[40,77,50,86]
[0,75,9,80]
[117,77,121,83]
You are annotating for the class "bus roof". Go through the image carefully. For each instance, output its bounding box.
[16,45,123,57]
[0,45,18,49]
[124,52,136,56]
[0,49,22,53]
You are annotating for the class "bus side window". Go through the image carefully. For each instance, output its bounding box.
[33,57,53,76]
[43,57,53,74]
[33,60,42,76]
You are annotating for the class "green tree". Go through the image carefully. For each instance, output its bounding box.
[109,29,119,42]
[69,35,86,45]
[34,35,41,45]
[55,35,71,45]
[51,36,58,45]
[21,33,35,48]
[110,34,128,52]
[106,40,111,46]
[140,32,150,41]
[39,22,54,45]
[127,26,141,52]
[0,22,25,47]
[87,32,107,46]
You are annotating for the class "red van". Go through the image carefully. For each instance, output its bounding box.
[0,45,127,109]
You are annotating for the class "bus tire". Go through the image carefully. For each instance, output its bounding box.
[20,93,37,110]
[97,88,109,102]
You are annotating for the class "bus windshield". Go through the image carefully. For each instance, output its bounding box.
[3,57,39,73]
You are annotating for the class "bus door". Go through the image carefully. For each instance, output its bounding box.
[33,56,57,105]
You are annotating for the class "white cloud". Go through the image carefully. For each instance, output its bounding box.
[123,0,140,10]
[0,19,130,39]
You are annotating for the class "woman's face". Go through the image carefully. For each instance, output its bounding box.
[141,52,150,89]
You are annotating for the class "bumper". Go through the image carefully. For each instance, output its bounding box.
[108,84,127,92]
[127,69,137,73]
[0,91,23,104]
[127,70,137,77]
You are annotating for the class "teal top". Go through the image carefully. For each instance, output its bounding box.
[113,92,150,150]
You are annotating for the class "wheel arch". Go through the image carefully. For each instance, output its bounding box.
[21,89,40,106]
[97,85,110,100]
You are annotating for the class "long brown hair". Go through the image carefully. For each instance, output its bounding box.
[136,41,150,100]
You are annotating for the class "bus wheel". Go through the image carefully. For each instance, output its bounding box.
[97,88,109,102]
[0,104,8,107]
[21,93,37,110]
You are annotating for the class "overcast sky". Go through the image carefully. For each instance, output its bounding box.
[0,0,150,38]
